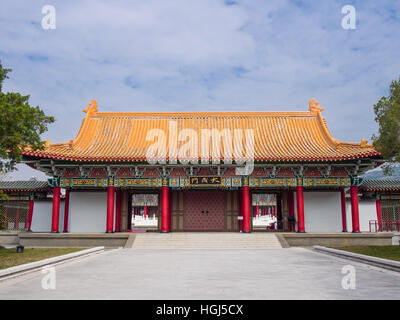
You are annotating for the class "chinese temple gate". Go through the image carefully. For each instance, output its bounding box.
[22,99,381,233]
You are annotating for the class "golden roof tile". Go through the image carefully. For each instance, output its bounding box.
[23,100,380,162]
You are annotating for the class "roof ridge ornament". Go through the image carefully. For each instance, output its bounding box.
[83,99,98,117]
[309,98,324,113]
[44,139,51,148]
[360,138,368,147]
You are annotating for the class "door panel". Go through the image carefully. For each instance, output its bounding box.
[171,191,184,231]
[184,191,225,231]
[226,190,239,232]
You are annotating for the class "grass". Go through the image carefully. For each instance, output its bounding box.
[333,246,400,262]
[0,247,83,270]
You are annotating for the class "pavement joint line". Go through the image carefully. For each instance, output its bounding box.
[312,245,400,273]
[0,246,106,283]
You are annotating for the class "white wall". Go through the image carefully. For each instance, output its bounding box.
[302,191,342,232]
[30,191,117,233]
[69,191,111,233]
[359,200,378,231]
[31,199,65,232]
[346,199,377,232]
[292,191,377,233]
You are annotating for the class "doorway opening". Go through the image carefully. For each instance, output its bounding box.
[251,193,280,231]
[130,193,159,230]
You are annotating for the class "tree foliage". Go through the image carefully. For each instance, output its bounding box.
[372,77,400,164]
[0,61,55,172]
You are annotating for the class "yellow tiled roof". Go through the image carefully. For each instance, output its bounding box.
[23,100,380,162]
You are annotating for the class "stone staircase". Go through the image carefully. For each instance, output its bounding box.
[130,232,283,249]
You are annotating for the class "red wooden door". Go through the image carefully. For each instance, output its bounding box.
[184,191,225,231]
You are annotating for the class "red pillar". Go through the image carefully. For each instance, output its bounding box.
[256,205,259,218]
[15,208,19,231]
[161,182,170,233]
[143,205,148,219]
[25,199,34,230]
[289,189,295,232]
[51,186,61,232]
[242,185,251,233]
[376,199,382,232]
[350,186,360,233]
[25,206,29,229]
[106,186,114,233]
[340,189,347,232]
[63,190,70,232]
[296,186,305,233]
[115,190,122,232]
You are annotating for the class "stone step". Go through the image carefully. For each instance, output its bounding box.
[130,233,282,249]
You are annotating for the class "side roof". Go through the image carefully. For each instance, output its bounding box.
[0,180,50,192]
[361,164,400,191]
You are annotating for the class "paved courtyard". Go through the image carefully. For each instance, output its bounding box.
[0,247,399,299]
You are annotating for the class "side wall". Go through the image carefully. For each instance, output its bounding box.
[359,200,378,231]
[69,191,113,233]
[31,199,65,232]
[297,191,378,233]
[303,191,342,232]
[346,199,377,232]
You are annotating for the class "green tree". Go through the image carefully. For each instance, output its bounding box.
[372,77,400,166]
[0,61,54,172]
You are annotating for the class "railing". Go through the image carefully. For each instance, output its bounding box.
[252,215,277,227]
[369,220,400,232]
[132,215,158,227]
[0,202,30,231]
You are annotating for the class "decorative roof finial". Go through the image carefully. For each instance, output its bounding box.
[309,98,324,113]
[360,139,368,147]
[83,99,98,116]
[44,139,51,148]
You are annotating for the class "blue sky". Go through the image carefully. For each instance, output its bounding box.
[1,0,400,179]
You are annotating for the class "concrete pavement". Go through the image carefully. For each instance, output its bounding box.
[0,247,399,299]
